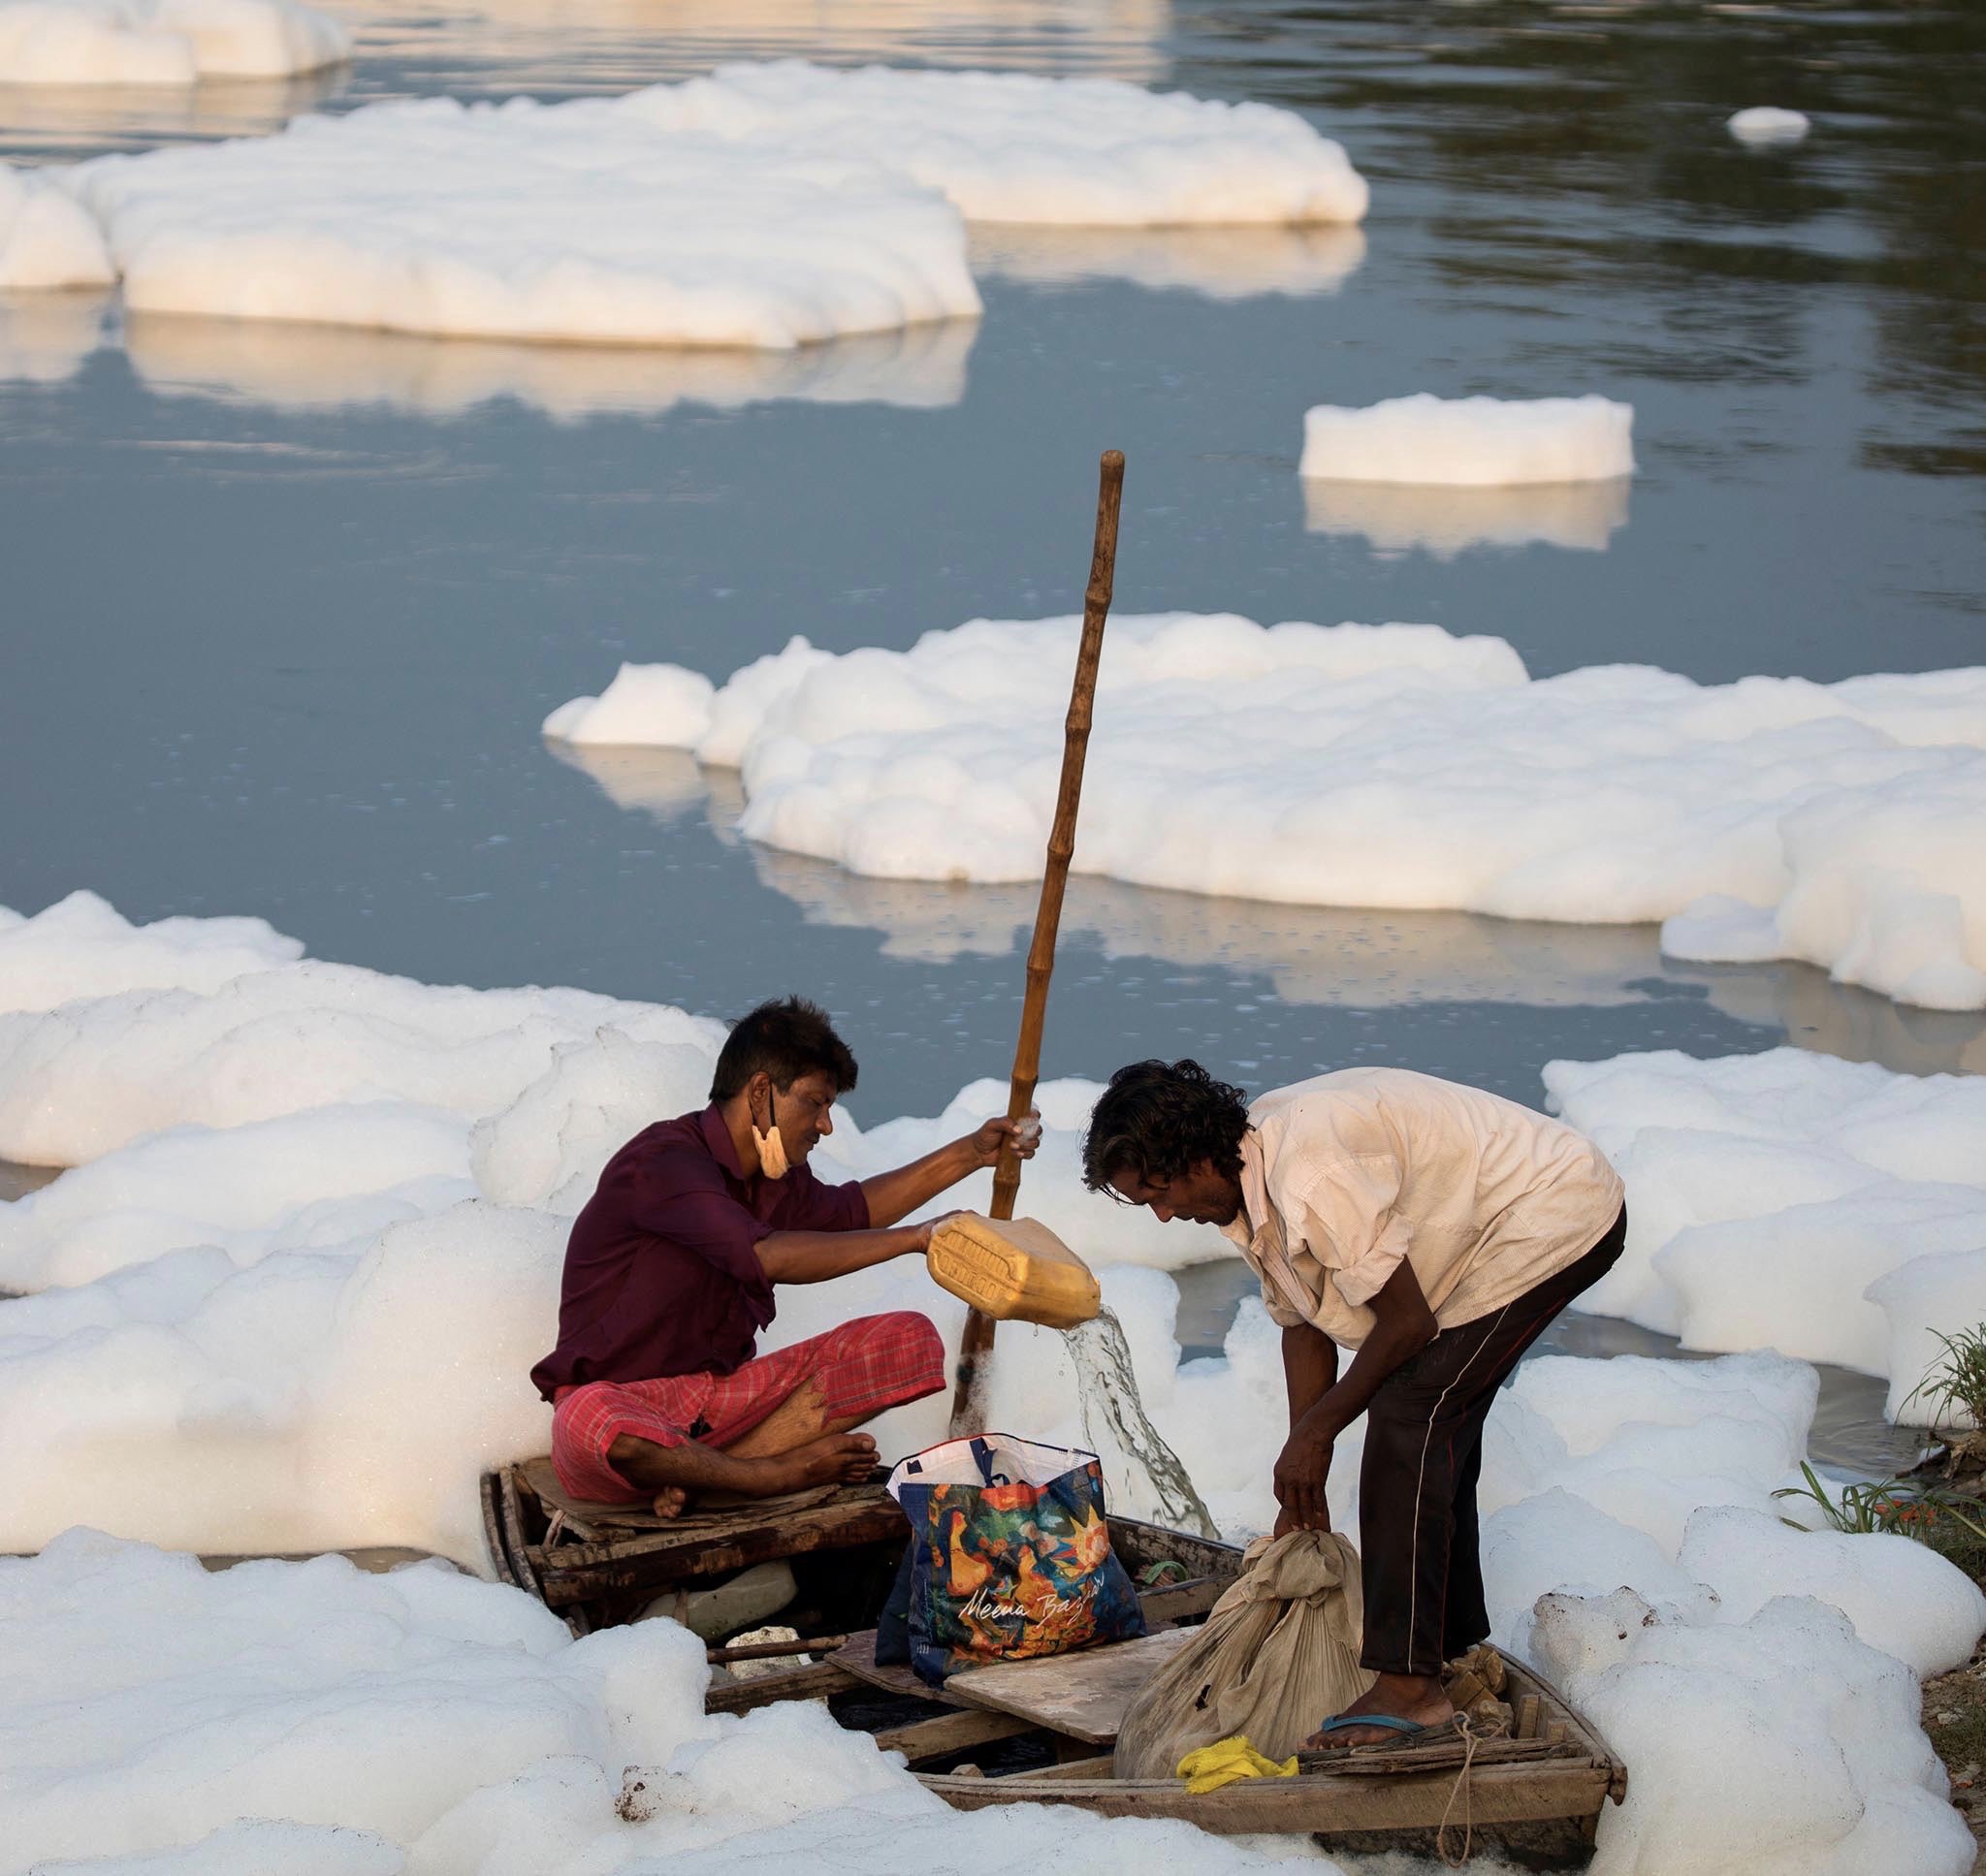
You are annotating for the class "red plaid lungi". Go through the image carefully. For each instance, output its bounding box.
[550,1310,945,1505]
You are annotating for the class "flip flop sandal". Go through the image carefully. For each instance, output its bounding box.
[1306,1712,1465,1753]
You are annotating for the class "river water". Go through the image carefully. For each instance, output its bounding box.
[2,5,1981,1463]
[5,1,1982,1124]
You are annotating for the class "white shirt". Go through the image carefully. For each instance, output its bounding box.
[1219,1068,1623,1351]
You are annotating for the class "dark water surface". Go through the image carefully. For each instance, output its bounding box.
[3,0,1983,1122]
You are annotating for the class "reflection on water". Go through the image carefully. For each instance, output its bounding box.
[969,223,1367,302]
[1303,475,1632,558]
[550,743,1986,1081]
[0,69,345,160]
[126,310,977,419]
[1173,1256,1929,1479]
[338,0,1173,91]
[0,293,111,386]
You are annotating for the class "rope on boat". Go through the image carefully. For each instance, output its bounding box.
[1436,1713,1481,1867]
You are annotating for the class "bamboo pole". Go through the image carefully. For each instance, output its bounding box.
[948,449,1124,1435]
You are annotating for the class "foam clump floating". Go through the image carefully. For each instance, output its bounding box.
[544,617,1986,1011]
[624,60,1370,227]
[1728,106,1812,145]
[0,160,117,289]
[1545,1047,1986,1400]
[1298,392,1634,486]
[0,0,350,84]
[60,63,1364,347]
[69,98,982,350]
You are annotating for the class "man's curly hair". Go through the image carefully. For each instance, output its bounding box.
[1081,1059,1251,1196]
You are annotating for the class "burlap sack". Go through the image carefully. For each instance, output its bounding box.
[1112,1529,1375,1778]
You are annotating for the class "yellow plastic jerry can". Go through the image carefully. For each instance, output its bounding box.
[925,1213,1102,1329]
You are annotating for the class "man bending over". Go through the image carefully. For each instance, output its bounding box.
[1083,1060,1624,1750]
[532,997,1036,1516]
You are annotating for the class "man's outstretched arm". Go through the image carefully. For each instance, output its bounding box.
[859,1113,1040,1226]
[754,1219,942,1285]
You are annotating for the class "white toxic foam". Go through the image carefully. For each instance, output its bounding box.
[621,60,1369,226]
[1534,1591,1973,1876]
[1728,106,1812,145]
[0,1529,1358,1874]
[0,896,1980,1872]
[0,0,350,84]
[1298,393,1635,486]
[1544,1047,1986,1405]
[0,160,116,289]
[0,898,724,1167]
[70,95,983,349]
[0,1102,474,1290]
[0,887,301,1017]
[542,618,1986,1011]
[61,62,1364,346]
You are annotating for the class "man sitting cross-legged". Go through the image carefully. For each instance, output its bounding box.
[530,996,1036,1517]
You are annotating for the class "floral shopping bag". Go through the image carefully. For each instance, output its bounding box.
[885,1433,1147,1684]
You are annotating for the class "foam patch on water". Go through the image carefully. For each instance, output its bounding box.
[5,1533,1344,1876]
[68,96,982,349]
[543,618,1986,1011]
[0,0,350,83]
[619,60,1370,226]
[0,160,116,289]
[1728,106,1811,145]
[0,896,1979,1868]
[1298,393,1634,486]
[1545,1048,1986,1405]
[59,64,1364,346]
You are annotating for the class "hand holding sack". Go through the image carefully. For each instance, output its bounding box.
[1112,1528,1374,1778]
[885,1434,1146,1685]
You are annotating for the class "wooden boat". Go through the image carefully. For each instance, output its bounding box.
[482,1457,1627,1848]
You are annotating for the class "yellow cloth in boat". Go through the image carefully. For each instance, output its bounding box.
[1177,1736,1297,1794]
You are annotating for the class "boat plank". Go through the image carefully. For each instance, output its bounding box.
[827,1630,970,1708]
[873,1708,1036,1762]
[920,1760,1614,1832]
[1507,1658,1629,1802]
[705,1662,857,1715]
[941,1628,1195,1744]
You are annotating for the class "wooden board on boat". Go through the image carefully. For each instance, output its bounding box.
[827,1628,970,1708]
[920,1758,1615,1832]
[941,1628,1196,1744]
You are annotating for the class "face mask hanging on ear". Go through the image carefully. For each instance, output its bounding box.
[752,1093,790,1180]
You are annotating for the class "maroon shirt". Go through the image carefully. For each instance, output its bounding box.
[530,1104,870,1401]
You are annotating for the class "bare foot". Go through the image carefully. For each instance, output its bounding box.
[757,1431,877,1493]
[650,1486,689,1519]
[1304,1672,1456,1750]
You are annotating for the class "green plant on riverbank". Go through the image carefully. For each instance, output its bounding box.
[1776,1462,1986,1549]
[1906,1323,1986,1442]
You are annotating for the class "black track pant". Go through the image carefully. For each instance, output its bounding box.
[1356,1206,1627,1676]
